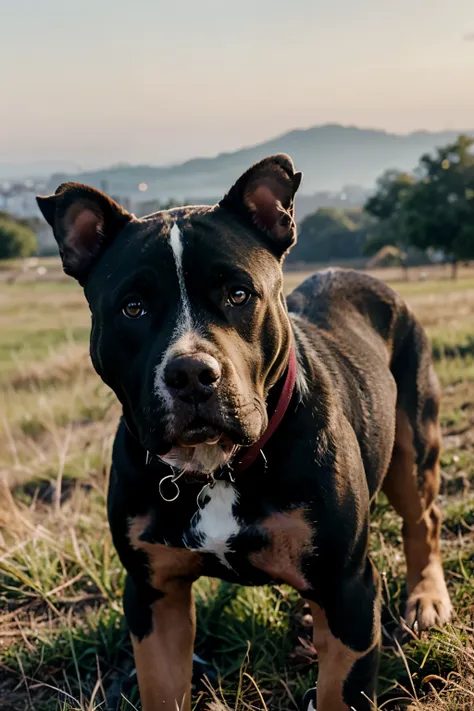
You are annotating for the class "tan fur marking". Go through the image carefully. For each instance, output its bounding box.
[131,584,195,711]
[383,409,452,629]
[249,509,313,590]
[309,603,372,711]
[128,515,202,592]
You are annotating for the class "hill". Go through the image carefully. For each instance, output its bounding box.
[46,124,472,203]
[0,161,81,181]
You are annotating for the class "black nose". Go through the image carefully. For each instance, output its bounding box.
[164,353,221,402]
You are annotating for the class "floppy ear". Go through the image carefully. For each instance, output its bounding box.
[220,154,302,256]
[36,183,133,284]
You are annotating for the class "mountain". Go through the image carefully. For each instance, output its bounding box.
[0,161,82,181]
[47,124,472,201]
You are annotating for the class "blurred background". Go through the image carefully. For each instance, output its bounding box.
[1,0,474,275]
[1,3,474,711]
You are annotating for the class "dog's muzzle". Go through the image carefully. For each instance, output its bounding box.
[163,352,221,405]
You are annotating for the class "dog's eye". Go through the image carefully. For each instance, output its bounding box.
[122,300,147,319]
[228,287,251,307]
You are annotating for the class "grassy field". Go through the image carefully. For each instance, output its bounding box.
[1,262,474,710]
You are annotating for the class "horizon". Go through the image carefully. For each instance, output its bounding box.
[2,0,474,170]
[2,122,474,176]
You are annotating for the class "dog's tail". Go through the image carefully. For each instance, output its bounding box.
[389,302,441,469]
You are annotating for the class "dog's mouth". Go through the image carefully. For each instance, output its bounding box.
[158,435,237,475]
[175,425,224,448]
[157,419,239,475]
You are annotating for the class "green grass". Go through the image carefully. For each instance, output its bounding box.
[390,277,474,298]
[0,281,89,376]
[1,267,474,710]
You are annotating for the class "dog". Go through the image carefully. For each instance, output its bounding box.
[37,154,452,711]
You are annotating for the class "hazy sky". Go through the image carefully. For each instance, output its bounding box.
[2,0,474,168]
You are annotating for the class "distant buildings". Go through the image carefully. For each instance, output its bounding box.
[1,177,372,255]
[0,181,46,219]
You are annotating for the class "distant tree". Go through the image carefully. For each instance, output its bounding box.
[290,207,370,263]
[365,136,474,278]
[402,135,474,278]
[365,170,416,221]
[18,216,43,232]
[0,213,37,259]
[364,171,417,277]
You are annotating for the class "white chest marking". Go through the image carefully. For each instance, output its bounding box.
[169,222,192,336]
[190,481,240,566]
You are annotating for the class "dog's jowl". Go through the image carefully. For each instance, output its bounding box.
[38,154,452,711]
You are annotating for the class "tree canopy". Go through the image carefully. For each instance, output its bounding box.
[403,135,474,263]
[364,135,474,272]
[289,207,371,263]
[365,170,416,221]
[0,212,37,260]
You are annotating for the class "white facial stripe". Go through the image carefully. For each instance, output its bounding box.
[190,481,240,566]
[169,222,192,335]
[154,222,197,407]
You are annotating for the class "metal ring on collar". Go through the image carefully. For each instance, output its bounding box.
[159,474,181,502]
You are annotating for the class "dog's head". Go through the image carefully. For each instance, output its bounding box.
[37,155,302,475]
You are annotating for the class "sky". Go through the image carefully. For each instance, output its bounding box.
[1,0,474,169]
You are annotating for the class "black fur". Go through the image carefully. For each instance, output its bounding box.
[37,157,446,711]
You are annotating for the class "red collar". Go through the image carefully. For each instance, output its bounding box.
[232,343,297,473]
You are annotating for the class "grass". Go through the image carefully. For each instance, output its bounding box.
[1,261,474,710]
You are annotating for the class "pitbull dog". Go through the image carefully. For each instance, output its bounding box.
[37,155,452,711]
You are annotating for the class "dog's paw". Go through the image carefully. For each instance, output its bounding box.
[302,687,316,710]
[405,564,452,631]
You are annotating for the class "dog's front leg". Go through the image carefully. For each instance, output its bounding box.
[307,558,381,711]
[124,574,195,711]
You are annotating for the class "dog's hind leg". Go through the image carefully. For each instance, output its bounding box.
[384,320,452,630]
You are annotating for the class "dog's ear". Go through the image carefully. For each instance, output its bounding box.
[36,183,133,284]
[220,154,302,256]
